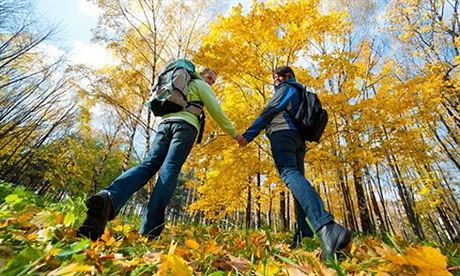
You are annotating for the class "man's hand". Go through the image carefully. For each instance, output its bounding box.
[236,134,248,147]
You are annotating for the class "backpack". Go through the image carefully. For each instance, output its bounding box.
[287,84,328,142]
[147,59,203,118]
[147,59,206,143]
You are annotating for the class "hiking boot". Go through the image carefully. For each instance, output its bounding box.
[77,191,114,241]
[317,222,352,260]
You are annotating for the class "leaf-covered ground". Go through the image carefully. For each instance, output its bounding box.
[0,183,458,275]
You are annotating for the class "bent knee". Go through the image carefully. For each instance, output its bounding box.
[280,167,302,179]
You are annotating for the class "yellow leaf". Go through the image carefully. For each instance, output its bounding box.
[101,229,115,246]
[113,225,123,232]
[165,255,193,276]
[123,224,132,234]
[101,229,111,241]
[376,244,407,265]
[26,233,38,241]
[48,263,95,276]
[114,258,143,269]
[454,56,460,65]
[350,242,357,254]
[257,261,280,276]
[0,220,8,229]
[405,245,451,275]
[185,239,200,250]
[205,240,221,255]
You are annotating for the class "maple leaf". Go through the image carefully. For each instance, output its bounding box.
[405,246,451,276]
[158,255,193,276]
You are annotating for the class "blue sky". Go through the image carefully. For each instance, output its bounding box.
[33,0,251,143]
[35,0,97,49]
[34,0,251,68]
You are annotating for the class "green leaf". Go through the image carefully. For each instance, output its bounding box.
[207,271,226,276]
[1,247,41,276]
[4,194,21,206]
[63,212,76,227]
[275,254,297,266]
[56,240,90,259]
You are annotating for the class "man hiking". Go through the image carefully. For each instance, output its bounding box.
[78,65,244,240]
[238,66,351,260]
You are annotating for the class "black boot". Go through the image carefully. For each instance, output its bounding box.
[317,222,351,260]
[77,191,114,241]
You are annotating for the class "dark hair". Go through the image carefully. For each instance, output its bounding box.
[273,66,295,79]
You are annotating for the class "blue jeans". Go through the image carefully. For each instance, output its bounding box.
[103,121,197,237]
[269,130,333,232]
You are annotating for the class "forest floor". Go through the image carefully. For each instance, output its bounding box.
[0,183,459,275]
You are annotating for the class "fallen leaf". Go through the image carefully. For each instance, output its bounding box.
[48,263,95,276]
[228,254,250,272]
[405,245,451,275]
[185,239,200,250]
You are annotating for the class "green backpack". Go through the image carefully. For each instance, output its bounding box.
[147,59,206,143]
[147,59,203,117]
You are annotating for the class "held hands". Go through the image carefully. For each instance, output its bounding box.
[235,134,248,147]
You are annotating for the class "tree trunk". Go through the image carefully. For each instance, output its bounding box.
[375,163,395,233]
[339,169,357,231]
[122,124,137,171]
[268,184,273,228]
[256,173,262,229]
[387,156,425,240]
[436,206,459,242]
[90,123,122,194]
[353,168,372,233]
[365,166,386,231]
[280,190,287,231]
[245,184,252,228]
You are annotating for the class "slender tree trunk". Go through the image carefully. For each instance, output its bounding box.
[280,190,287,231]
[429,123,460,171]
[434,161,460,225]
[286,192,291,231]
[339,169,357,230]
[90,124,122,194]
[375,164,395,233]
[321,181,332,213]
[427,213,444,245]
[353,167,372,233]
[387,156,425,240]
[365,166,386,231]
[268,184,273,228]
[122,125,137,171]
[245,184,252,228]
[436,206,459,242]
[256,173,262,229]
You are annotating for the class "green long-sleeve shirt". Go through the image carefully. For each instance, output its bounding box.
[163,79,238,138]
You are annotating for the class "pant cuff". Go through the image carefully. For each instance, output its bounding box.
[312,215,334,232]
